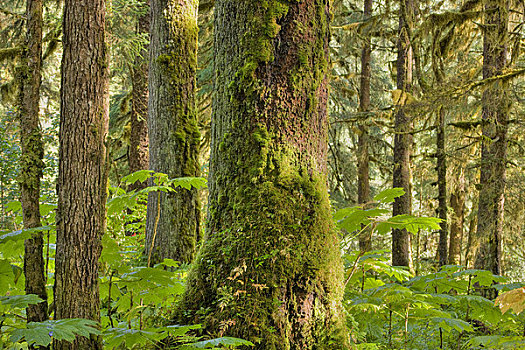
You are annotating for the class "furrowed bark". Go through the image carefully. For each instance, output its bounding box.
[474,0,509,277]
[145,0,201,264]
[54,0,109,348]
[129,0,150,192]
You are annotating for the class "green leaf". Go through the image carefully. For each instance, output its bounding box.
[0,294,44,309]
[180,337,254,349]
[121,170,154,185]
[6,201,22,214]
[170,177,207,190]
[10,319,100,346]
[104,328,164,349]
[430,317,473,333]
[373,188,405,203]
[468,336,525,349]
[0,226,54,243]
[0,259,14,294]
[39,203,57,217]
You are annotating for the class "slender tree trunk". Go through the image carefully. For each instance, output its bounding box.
[436,106,448,266]
[179,1,348,348]
[358,0,372,252]
[392,0,415,269]
[145,0,201,265]
[54,0,109,348]
[18,0,48,328]
[474,0,509,276]
[129,0,150,191]
[449,171,465,265]
[465,211,478,268]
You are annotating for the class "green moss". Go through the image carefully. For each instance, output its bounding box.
[18,130,45,190]
[178,1,348,348]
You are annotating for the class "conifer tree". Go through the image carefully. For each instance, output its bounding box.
[358,0,373,252]
[179,1,348,348]
[392,0,416,269]
[129,0,150,192]
[54,0,109,347]
[145,0,201,264]
[474,0,510,276]
[18,0,47,326]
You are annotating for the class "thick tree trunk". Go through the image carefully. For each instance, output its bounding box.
[448,171,465,265]
[474,0,509,276]
[179,1,348,348]
[129,0,150,191]
[54,0,109,348]
[392,0,414,269]
[145,0,201,265]
[436,107,448,266]
[358,0,372,252]
[18,0,48,327]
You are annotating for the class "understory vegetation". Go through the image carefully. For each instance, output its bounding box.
[1,181,524,349]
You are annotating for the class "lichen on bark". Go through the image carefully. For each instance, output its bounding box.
[178,1,349,348]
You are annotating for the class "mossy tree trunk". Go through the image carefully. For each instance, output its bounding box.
[436,106,448,267]
[474,0,509,276]
[448,171,465,265]
[129,0,150,192]
[179,1,348,348]
[358,0,372,252]
[145,0,201,265]
[392,0,415,269]
[18,0,48,328]
[54,0,109,348]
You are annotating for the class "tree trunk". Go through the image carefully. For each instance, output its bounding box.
[358,0,372,252]
[18,0,48,327]
[54,0,109,348]
[179,1,348,348]
[465,212,478,268]
[436,106,448,266]
[145,0,201,265]
[448,171,465,265]
[474,0,509,276]
[129,0,150,191]
[392,0,415,269]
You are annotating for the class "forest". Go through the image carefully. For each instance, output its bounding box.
[0,0,525,349]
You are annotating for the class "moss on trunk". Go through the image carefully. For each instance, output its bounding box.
[179,1,349,348]
[146,0,201,264]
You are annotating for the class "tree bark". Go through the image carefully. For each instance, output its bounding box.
[129,0,150,191]
[54,0,109,348]
[145,0,201,265]
[18,0,48,328]
[358,0,372,252]
[392,0,415,269]
[179,1,348,348]
[448,171,465,265]
[436,106,448,266]
[474,0,509,276]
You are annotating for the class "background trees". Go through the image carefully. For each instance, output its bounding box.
[0,0,525,348]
